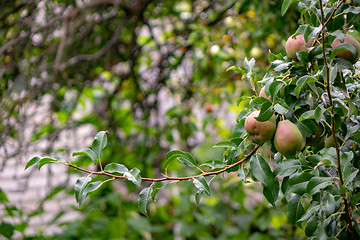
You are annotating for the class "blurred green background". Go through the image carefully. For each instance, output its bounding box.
[0,0,303,239]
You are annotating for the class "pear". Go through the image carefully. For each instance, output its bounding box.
[331,35,360,64]
[285,34,314,60]
[244,111,276,144]
[274,120,305,155]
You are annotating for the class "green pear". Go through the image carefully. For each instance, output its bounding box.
[331,35,360,64]
[285,34,314,60]
[274,120,305,155]
[244,111,276,144]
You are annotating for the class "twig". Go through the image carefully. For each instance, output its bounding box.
[318,0,354,238]
[67,145,260,183]
[310,0,346,48]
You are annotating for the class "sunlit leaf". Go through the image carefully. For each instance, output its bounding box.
[75,176,92,205]
[281,0,299,16]
[104,163,129,174]
[138,187,153,216]
[250,153,274,187]
[25,156,42,170]
[92,131,108,159]
[306,177,334,195]
[193,176,210,196]
[38,156,66,170]
[255,101,274,121]
[151,181,170,201]
[73,148,97,164]
[124,168,141,187]
[226,65,245,74]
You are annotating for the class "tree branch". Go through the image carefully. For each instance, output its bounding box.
[67,145,260,183]
[318,0,354,238]
[310,0,346,48]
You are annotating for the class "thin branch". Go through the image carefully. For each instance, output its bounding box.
[319,0,354,238]
[54,19,68,70]
[67,145,260,183]
[58,22,124,71]
[310,0,346,48]
[0,0,124,55]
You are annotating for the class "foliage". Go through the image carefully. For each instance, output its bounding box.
[6,0,360,239]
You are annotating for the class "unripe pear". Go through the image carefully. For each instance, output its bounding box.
[331,35,360,63]
[285,34,313,60]
[274,120,305,155]
[244,111,276,144]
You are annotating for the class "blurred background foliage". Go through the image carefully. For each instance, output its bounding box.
[0,0,303,239]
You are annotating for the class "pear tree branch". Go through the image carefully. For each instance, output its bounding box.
[65,145,260,183]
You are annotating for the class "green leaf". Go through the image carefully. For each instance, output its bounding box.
[322,148,338,168]
[250,154,274,187]
[273,62,291,72]
[237,96,251,106]
[344,165,359,187]
[345,125,360,141]
[138,187,153,216]
[255,101,274,121]
[306,177,334,195]
[200,160,225,170]
[330,44,356,60]
[287,194,305,225]
[195,191,203,205]
[74,179,105,206]
[305,215,320,237]
[244,57,255,73]
[298,203,321,222]
[294,75,317,98]
[0,222,14,239]
[25,156,42,170]
[104,163,129,174]
[165,150,198,168]
[350,192,360,208]
[38,156,66,170]
[297,119,317,138]
[0,189,9,203]
[82,181,104,199]
[226,65,245,74]
[321,192,335,217]
[299,110,315,121]
[237,166,250,183]
[347,98,358,119]
[274,100,289,115]
[193,176,210,196]
[214,140,237,149]
[73,148,97,164]
[263,178,279,206]
[92,131,108,159]
[269,80,286,100]
[314,105,326,123]
[328,65,338,84]
[75,176,92,205]
[281,0,299,16]
[151,181,170,200]
[274,160,300,177]
[124,168,141,187]
[287,172,313,195]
